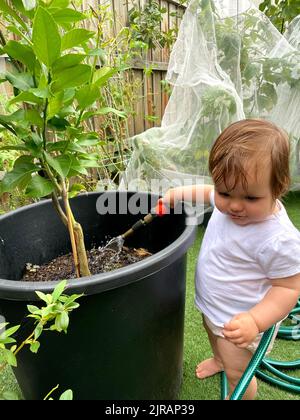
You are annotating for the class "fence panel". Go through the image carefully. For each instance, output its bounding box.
[0,0,186,136]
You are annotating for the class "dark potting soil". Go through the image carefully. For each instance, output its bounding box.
[22,246,152,282]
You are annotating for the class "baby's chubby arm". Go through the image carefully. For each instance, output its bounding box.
[161,184,214,207]
[223,273,300,348]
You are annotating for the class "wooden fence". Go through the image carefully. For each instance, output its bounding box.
[80,0,186,136]
[0,0,186,136]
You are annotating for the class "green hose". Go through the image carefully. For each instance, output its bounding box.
[261,360,300,385]
[220,326,276,400]
[256,369,300,393]
[221,371,229,400]
[249,302,300,395]
[264,358,300,369]
[220,301,300,399]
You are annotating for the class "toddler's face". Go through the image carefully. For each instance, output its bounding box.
[214,164,277,226]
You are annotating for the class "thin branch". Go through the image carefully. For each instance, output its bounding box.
[51,192,68,227]
[61,178,80,278]
[42,158,62,194]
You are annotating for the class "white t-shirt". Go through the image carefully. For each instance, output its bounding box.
[195,190,300,327]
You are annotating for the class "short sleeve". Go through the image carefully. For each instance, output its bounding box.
[256,232,300,279]
[209,188,215,207]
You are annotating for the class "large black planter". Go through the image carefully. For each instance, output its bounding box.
[0,191,196,400]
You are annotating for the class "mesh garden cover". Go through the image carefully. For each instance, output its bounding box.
[121,0,300,193]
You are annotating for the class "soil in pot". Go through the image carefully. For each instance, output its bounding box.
[22,245,152,282]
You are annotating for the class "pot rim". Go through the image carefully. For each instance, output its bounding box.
[0,191,197,300]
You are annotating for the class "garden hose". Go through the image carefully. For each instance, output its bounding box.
[263,358,300,369]
[221,326,276,400]
[277,301,300,340]
[222,301,300,399]
[256,370,300,393]
[260,360,300,385]
[121,200,168,240]
[255,301,300,394]
[221,371,229,400]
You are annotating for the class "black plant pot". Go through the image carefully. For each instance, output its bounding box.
[0,191,196,400]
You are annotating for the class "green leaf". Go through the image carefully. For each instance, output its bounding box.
[25,174,55,198]
[3,41,36,72]
[78,156,99,168]
[23,134,43,157]
[30,341,40,353]
[8,92,43,109]
[24,109,44,128]
[0,144,28,152]
[44,151,65,177]
[75,84,100,110]
[52,54,86,73]
[9,0,26,13]
[61,28,94,51]
[1,157,39,192]
[2,391,19,400]
[2,348,17,367]
[4,325,20,337]
[49,0,70,8]
[46,140,84,153]
[27,305,40,314]
[59,389,73,400]
[0,110,24,124]
[260,82,277,105]
[82,107,127,121]
[47,92,64,120]
[32,7,61,68]
[0,0,28,29]
[47,116,70,131]
[30,87,49,99]
[51,8,86,25]
[35,290,52,304]
[56,311,69,331]
[60,293,83,305]
[87,48,106,59]
[0,337,16,346]
[3,72,34,91]
[257,94,274,112]
[68,183,86,198]
[69,156,88,175]
[51,64,92,92]
[92,67,118,88]
[76,136,100,146]
[52,280,67,302]
[34,323,43,340]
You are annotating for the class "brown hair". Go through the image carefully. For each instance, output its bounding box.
[209,119,290,199]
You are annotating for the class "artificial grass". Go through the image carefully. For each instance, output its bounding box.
[179,190,300,400]
[1,192,300,400]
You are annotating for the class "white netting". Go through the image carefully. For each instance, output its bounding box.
[121,0,300,192]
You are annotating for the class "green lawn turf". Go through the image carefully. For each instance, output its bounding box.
[179,190,300,400]
[1,191,300,400]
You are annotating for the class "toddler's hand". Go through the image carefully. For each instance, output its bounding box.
[223,312,259,348]
[160,188,179,208]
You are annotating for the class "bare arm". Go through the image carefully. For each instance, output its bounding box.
[249,274,300,332]
[223,273,300,348]
[162,184,214,207]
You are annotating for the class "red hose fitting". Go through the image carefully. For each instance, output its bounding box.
[155,199,168,217]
